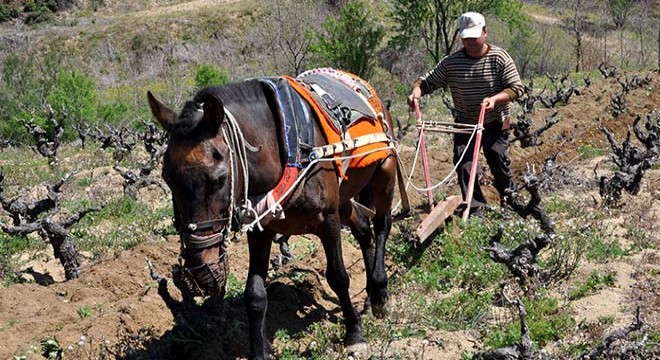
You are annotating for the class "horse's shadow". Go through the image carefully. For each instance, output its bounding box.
[117,278,332,360]
[20,267,56,286]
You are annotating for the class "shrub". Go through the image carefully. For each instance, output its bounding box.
[194,64,230,89]
[47,70,98,137]
[308,0,384,79]
[0,4,15,22]
[98,101,131,124]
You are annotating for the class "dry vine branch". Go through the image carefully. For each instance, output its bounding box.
[472,295,536,359]
[484,225,549,291]
[141,120,168,157]
[505,168,555,234]
[580,307,644,359]
[597,118,658,205]
[90,124,138,162]
[511,111,559,148]
[23,111,64,166]
[0,205,105,280]
[598,62,617,78]
[0,169,77,226]
[113,165,167,199]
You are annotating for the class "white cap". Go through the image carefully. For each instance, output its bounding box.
[459,12,485,39]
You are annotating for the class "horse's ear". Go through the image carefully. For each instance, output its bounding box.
[201,94,225,130]
[147,91,177,132]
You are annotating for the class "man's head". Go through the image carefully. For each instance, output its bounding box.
[459,12,486,39]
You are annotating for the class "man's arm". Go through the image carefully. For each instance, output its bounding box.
[483,50,524,110]
[407,79,424,108]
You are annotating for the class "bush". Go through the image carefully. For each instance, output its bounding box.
[47,70,98,139]
[309,0,384,79]
[194,64,230,88]
[0,4,16,22]
[98,101,131,123]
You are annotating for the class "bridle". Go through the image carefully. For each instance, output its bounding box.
[173,106,251,298]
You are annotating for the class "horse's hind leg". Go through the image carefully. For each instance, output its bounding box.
[316,213,366,350]
[341,157,396,318]
[365,156,396,317]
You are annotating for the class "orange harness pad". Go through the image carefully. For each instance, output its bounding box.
[285,73,390,178]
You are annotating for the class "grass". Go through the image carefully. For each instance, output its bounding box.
[483,292,575,349]
[567,270,616,300]
[407,220,507,293]
[71,196,172,255]
[224,273,244,299]
[585,237,630,262]
[576,144,607,160]
[77,306,94,319]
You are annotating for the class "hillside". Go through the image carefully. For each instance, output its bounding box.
[0,0,658,359]
[0,68,658,360]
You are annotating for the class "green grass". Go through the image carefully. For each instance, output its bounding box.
[585,237,630,262]
[0,234,44,285]
[567,270,616,300]
[224,273,244,299]
[483,293,575,349]
[428,290,493,331]
[544,195,576,213]
[77,306,94,319]
[408,220,507,292]
[71,197,172,255]
[577,144,607,160]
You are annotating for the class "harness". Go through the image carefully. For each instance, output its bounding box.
[174,70,399,297]
[174,107,248,297]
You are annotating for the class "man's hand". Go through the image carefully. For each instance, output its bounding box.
[481,96,496,110]
[407,86,422,109]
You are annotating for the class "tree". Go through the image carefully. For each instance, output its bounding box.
[388,0,528,64]
[266,0,323,76]
[607,0,635,67]
[573,0,584,72]
[308,0,384,79]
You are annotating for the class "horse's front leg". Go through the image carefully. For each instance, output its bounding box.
[317,213,367,353]
[245,229,275,360]
[369,212,392,317]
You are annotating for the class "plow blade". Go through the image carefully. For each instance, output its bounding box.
[415,195,462,242]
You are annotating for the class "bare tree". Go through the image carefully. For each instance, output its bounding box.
[250,0,326,76]
[608,0,635,67]
[573,0,584,72]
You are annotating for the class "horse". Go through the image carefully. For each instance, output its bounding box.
[147,69,397,359]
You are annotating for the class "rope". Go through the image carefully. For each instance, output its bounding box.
[241,144,396,232]
[222,108,251,237]
[391,100,480,213]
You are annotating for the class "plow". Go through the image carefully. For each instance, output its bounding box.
[394,100,487,242]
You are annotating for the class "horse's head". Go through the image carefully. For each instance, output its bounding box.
[148,89,239,298]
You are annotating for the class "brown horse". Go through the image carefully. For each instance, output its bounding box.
[147,72,397,359]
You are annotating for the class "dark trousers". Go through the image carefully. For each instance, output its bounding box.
[453,125,513,210]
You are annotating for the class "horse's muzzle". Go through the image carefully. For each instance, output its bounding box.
[174,253,229,298]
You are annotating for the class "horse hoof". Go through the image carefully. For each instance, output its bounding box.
[371,301,389,318]
[345,341,369,358]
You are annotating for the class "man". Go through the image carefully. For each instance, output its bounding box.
[408,11,524,215]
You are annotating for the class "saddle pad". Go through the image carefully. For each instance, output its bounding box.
[285,70,391,178]
[297,71,377,126]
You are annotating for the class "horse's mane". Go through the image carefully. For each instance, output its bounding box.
[172,80,264,138]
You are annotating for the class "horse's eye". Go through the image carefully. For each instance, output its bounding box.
[212,149,223,161]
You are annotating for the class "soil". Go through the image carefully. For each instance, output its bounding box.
[0,27,658,360]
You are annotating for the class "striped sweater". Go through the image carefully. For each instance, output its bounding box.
[417,44,524,125]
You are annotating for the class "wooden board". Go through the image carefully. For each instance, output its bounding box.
[415,195,462,242]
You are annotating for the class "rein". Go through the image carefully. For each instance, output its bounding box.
[174,107,251,297]
[180,107,251,250]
